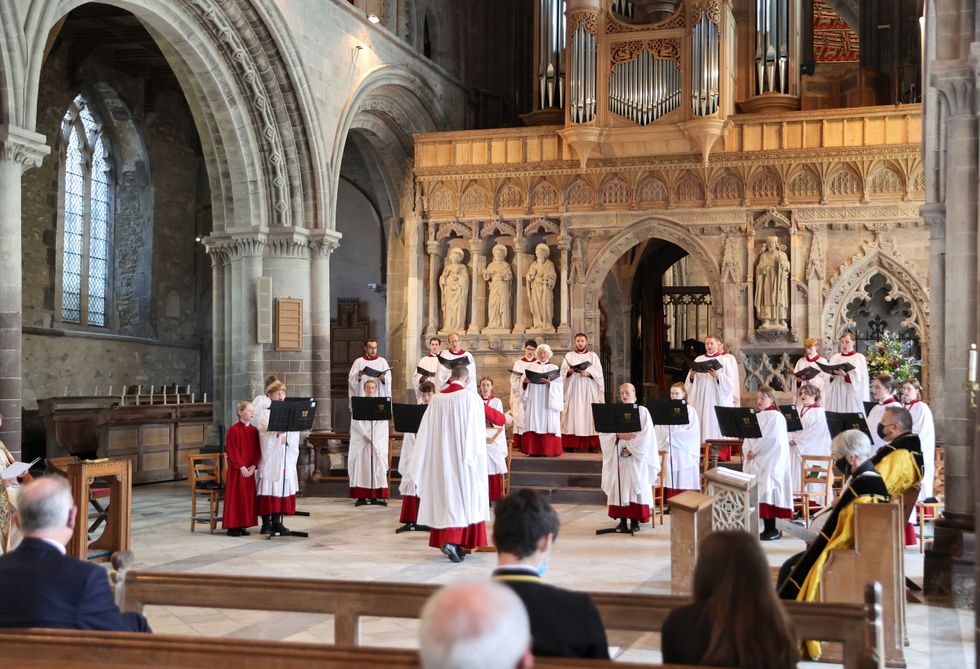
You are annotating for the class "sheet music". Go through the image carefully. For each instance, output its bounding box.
[0,457,40,481]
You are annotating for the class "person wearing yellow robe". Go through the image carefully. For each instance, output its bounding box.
[870,405,924,546]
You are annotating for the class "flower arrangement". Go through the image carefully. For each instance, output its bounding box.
[865,331,921,381]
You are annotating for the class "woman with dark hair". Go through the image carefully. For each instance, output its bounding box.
[662,530,797,668]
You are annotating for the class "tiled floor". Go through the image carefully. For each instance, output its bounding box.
[128,482,974,667]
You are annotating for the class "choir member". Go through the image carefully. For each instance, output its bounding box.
[824,331,869,415]
[742,386,794,541]
[412,337,441,401]
[789,385,832,500]
[409,365,491,562]
[348,379,389,506]
[794,337,828,409]
[684,335,740,456]
[903,379,936,501]
[253,380,300,536]
[866,374,900,449]
[522,344,564,457]
[559,333,604,453]
[871,406,924,546]
[397,381,434,531]
[509,340,538,453]
[479,377,509,503]
[436,332,477,393]
[655,383,702,499]
[222,400,261,536]
[348,339,391,400]
[598,383,659,532]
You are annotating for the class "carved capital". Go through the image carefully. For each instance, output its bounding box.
[267,229,311,259]
[920,203,946,240]
[426,240,442,256]
[0,125,50,171]
[932,67,976,117]
[309,230,342,258]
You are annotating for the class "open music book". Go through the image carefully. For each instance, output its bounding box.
[1,457,41,481]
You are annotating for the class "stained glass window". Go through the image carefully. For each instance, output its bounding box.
[60,94,111,326]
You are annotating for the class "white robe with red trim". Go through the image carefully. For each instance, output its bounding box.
[559,350,604,437]
[790,404,831,494]
[907,400,936,500]
[685,353,738,442]
[509,356,536,436]
[598,406,659,507]
[412,353,441,401]
[435,350,477,393]
[793,355,828,409]
[866,396,899,450]
[824,351,869,415]
[655,404,702,490]
[349,415,389,491]
[348,355,392,402]
[742,408,793,510]
[523,362,563,437]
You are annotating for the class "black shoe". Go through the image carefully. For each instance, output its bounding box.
[663,506,671,515]
[617,518,629,532]
[630,520,641,532]
[376,499,388,507]
[259,516,271,535]
[441,542,463,563]
[588,447,600,453]
[354,498,368,507]
[272,523,291,535]
[226,528,244,537]
[760,529,782,541]
[239,528,251,536]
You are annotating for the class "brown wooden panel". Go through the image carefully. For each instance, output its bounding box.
[107,428,140,455]
[141,425,172,448]
[275,298,303,351]
[176,424,205,446]
[140,448,172,473]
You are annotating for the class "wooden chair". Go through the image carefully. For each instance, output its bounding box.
[47,455,113,539]
[652,450,668,526]
[798,455,834,526]
[188,453,224,534]
[915,500,943,553]
[932,446,945,499]
[699,442,710,492]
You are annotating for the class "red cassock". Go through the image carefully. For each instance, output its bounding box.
[222,421,262,529]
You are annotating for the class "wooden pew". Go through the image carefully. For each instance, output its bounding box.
[0,629,689,669]
[118,571,884,669]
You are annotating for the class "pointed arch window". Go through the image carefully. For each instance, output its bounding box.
[59,93,111,327]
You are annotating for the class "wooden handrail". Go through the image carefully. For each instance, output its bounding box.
[119,571,883,668]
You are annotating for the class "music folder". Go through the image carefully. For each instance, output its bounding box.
[713,406,762,439]
[437,355,470,370]
[647,399,689,426]
[416,365,435,377]
[825,411,872,439]
[794,366,820,381]
[592,403,642,434]
[351,396,392,422]
[692,358,723,373]
[392,403,428,434]
[778,405,803,432]
[863,400,879,417]
[526,368,560,384]
[268,397,318,432]
[568,360,592,373]
[362,366,391,379]
[816,361,855,375]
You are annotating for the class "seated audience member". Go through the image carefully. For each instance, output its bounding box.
[491,489,609,659]
[662,530,796,668]
[0,476,151,632]
[419,580,532,669]
[872,405,924,546]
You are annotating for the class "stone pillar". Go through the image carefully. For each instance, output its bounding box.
[0,126,49,458]
[404,216,426,388]
[513,229,531,334]
[557,232,571,335]
[425,240,442,336]
[310,231,341,430]
[468,238,485,334]
[207,246,229,427]
[224,236,266,425]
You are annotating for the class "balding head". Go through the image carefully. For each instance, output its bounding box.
[419,581,532,669]
[14,475,77,545]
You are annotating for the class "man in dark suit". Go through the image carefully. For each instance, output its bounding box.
[491,489,609,659]
[0,475,151,632]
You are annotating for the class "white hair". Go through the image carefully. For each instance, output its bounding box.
[831,429,874,462]
[535,343,552,358]
[16,476,74,535]
[419,581,530,669]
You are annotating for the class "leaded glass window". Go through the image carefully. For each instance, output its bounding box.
[60,93,111,327]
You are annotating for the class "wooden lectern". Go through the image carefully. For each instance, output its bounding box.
[65,459,132,562]
[669,490,714,594]
[704,467,758,537]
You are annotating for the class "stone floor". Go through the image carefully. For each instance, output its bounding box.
[128,482,974,667]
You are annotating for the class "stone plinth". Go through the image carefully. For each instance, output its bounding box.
[704,467,758,537]
[669,490,714,594]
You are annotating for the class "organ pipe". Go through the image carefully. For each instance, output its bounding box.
[754,0,790,95]
[569,20,596,123]
[537,0,566,110]
[608,51,681,126]
[690,11,720,116]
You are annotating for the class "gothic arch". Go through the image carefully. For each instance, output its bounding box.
[582,217,721,334]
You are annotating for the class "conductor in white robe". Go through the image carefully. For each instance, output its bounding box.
[560,333,604,452]
[348,339,392,401]
[522,344,564,457]
[655,383,702,498]
[743,386,794,541]
[824,331,869,415]
[348,379,390,506]
[685,335,739,458]
[252,380,300,536]
[412,337,442,402]
[789,385,832,499]
[479,377,509,503]
[598,383,659,532]
[509,340,538,453]
[436,332,477,393]
[409,365,492,563]
[903,379,936,501]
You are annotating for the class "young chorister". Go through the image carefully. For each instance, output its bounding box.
[824,330,869,414]
[903,379,936,501]
[478,376,509,503]
[413,338,441,402]
[397,381,434,531]
[348,379,390,506]
[223,401,261,536]
[789,385,832,503]
[253,380,300,536]
[866,374,900,449]
[793,338,828,409]
[509,339,538,453]
[742,386,794,541]
[654,383,702,499]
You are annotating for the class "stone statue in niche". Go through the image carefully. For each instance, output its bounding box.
[569,238,587,285]
[754,235,790,330]
[526,243,557,331]
[439,246,469,332]
[483,243,513,331]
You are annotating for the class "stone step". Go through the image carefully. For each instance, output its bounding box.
[509,471,603,488]
[509,454,602,474]
[511,484,607,506]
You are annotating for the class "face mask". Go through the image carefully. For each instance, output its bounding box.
[835,457,851,479]
[877,424,887,440]
[536,560,549,577]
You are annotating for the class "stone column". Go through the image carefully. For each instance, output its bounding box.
[468,238,485,334]
[310,231,341,430]
[0,126,49,458]
[206,245,229,427]
[557,232,571,335]
[224,235,266,425]
[403,216,426,389]
[512,225,531,334]
[425,240,442,336]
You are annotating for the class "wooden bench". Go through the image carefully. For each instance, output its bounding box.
[118,571,884,669]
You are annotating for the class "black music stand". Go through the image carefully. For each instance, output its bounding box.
[267,397,318,539]
[778,405,804,432]
[825,411,872,439]
[714,406,763,440]
[648,400,689,495]
[592,403,642,536]
[351,396,392,507]
[392,403,429,534]
[863,400,878,417]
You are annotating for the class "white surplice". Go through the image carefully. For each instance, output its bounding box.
[509,356,536,436]
[793,355,828,408]
[435,350,477,393]
[907,400,936,500]
[398,432,418,496]
[348,411,389,492]
[742,408,794,511]
[409,388,489,530]
[559,350,604,437]
[484,396,508,475]
[823,351,869,415]
[412,353,441,401]
[655,403,702,491]
[251,394,300,498]
[523,362,563,437]
[598,406,659,507]
[685,353,738,441]
[348,355,392,402]
[866,396,900,449]
[790,404,832,493]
